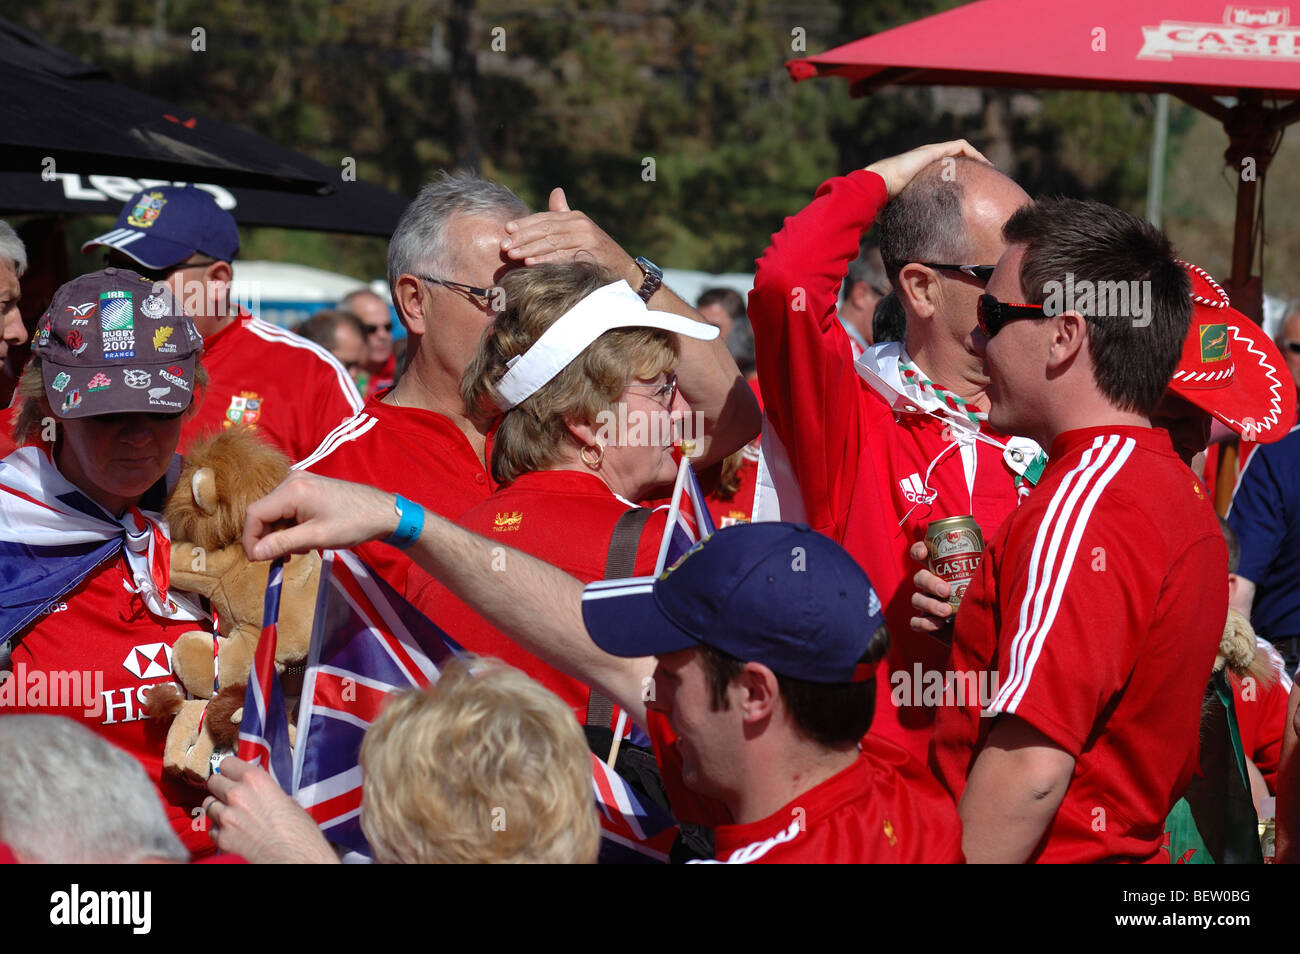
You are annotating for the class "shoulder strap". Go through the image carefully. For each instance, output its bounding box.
[603,506,654,580]
[587,507,655,728]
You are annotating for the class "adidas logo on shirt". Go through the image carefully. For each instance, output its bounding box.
[899,473,937,505]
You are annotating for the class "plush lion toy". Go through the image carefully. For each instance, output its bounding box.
[146,427,321,784]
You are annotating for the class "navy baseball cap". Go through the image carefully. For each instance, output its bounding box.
[81,185,240,269]
[581,523,883,683]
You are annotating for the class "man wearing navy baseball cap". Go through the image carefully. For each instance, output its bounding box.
[82,185,362,461]
[242,468,963,864]
[581,522,961,863]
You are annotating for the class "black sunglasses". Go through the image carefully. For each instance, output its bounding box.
[920,263,997,284]
[1282,340,1300,355]
[977,294,1048,338]
[363,322,392,336]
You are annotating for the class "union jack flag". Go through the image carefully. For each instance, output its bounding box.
[653,454,717,575]
[236,558,293,789]
[291,549,462,858]
[590,751,680,864]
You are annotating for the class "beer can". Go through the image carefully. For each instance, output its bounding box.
[926,515,985,608]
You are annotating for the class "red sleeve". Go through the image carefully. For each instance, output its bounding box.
[748,170,889,539]
[297,361,364,462]
[986,504,1156,755]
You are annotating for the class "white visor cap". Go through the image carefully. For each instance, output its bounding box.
[493,279,720,412]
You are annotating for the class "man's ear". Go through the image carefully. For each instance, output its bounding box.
[393,275,427,336]
[1046,310,1087,371]
[849,280,871,311]
[737,661,779,725]
[895,264,938,320]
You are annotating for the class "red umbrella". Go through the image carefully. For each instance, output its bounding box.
[788,0,1300,305]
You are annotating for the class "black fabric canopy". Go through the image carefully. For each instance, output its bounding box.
[0,18,410,235]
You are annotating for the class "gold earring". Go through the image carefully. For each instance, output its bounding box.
[581,443,605,468]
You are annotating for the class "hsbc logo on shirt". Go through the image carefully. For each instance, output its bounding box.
[95,643,175,726]
[122,642,172,680]
[899,473,937,505]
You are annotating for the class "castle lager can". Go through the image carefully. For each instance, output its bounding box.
[926,515,985,608]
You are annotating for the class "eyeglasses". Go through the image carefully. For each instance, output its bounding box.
[624,373,678,408]
[362,322,392,336]
[415,274,497,309]
[919,263,997,285]
[1282,340,1300,355]
[104,253,218,283]
[977,294,1048,338]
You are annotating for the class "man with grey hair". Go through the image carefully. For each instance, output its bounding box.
[298,171,758,598]
[749,141,1035,764]
[0,715,188,863]
[0,220,29,395]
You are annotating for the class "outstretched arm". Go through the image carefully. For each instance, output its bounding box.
[243,472,654,728]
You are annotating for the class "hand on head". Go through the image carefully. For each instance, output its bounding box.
[866,140,992,199]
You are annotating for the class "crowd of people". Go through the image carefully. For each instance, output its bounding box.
[2,136,1299,865]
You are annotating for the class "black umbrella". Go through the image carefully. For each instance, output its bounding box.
[0,170,409,237]
[0,17,334,193]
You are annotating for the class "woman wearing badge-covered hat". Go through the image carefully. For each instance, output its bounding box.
[0,267,215,857]
[410,260,719,727]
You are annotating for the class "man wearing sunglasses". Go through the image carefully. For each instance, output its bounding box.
[749,140,1036,765]
[930,199,1227,863]
[81,185,363,461]
[340,287,397,399]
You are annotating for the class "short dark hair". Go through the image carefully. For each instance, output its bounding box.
[877,158,976,288]
[1003,199,1191,416]
[697,644,877,748]
[295,308,364,350]
[697,287,754,378]
[872,292,907,344]
[696,287,745,323]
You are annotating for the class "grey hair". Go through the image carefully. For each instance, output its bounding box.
[845,244,889,298]
[0,715,189,863]
[0,220,27,278]
[386,171,528,297]
[876,158,978,288]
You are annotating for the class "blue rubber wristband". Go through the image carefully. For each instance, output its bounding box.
[383,494,424,549]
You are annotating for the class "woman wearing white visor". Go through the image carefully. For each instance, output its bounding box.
[410,261,718,735]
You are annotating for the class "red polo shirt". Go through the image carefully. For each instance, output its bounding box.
[931,426,1226,863]
[183,315,363,462]
[410,469,667,722]
[643,711,962,863]
[5,552,213,857]
[297,394,495,599]
[749,169,1025,762]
